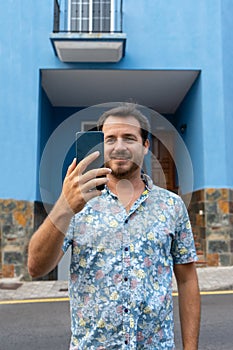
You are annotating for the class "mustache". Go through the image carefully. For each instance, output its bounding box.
[109,151,131,159]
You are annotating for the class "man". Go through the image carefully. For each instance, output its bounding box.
[28,104,200,349]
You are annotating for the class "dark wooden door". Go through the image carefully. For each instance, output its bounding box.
[151,133,177,193]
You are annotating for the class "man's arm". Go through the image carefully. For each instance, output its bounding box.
[27,196,72,278]
[174,262,201,350]
[28,152,111,278]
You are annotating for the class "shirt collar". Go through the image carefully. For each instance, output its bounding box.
[103,173,153,197]
[141,173,153,191]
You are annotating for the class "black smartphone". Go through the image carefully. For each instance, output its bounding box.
[76,131,105,190]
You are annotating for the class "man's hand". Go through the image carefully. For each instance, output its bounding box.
[61,151,111,214]
[28,151,111,278]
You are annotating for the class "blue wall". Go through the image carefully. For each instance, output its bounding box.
[0,0,233,202]
[221,0,233,188]
[174,75,204,191]
[0,1,55,201]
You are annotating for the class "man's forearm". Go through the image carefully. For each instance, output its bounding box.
[28,154,111,278]
[27,195,73,278]
[178,279,201,349]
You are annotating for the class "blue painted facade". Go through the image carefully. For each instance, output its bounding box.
[1,0,233,276]
[1,0,232,201]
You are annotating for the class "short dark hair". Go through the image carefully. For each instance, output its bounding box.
[97,103,150,144]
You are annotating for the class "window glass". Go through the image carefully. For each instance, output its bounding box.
[70,0,111,32]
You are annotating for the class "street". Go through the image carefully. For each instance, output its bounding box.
[0,293,232,350]
[174,292,233,350]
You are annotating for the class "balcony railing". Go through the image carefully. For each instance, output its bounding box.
[53,0,123,34]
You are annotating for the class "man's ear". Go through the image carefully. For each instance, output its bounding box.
[143,139,150,155]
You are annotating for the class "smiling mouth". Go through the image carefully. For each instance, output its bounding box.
[110,154,131,160]
[111,157,130,161]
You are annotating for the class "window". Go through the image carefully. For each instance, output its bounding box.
[68,0,114,32]
[81,121,98,131]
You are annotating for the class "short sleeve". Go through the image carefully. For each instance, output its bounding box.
[171,197,198,264]
[62,216,74,253]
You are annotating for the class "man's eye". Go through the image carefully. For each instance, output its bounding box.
[124,137,136,143]
[105,138,115,144]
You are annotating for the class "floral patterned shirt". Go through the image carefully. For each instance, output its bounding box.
[62,175,197,350]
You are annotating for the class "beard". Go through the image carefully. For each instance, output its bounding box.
[105,160,140,179]
[105,151,142,179]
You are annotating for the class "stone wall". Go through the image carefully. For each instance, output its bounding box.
[1,190,233,280]
[0,199,34,279]
[0,199,54,280]
[186,188,233,266]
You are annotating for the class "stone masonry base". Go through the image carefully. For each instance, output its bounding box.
[0,199,54,280]
[0,190,233,279]
[184,188,233,266]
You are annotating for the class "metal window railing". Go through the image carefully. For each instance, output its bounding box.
[53,0,123,33]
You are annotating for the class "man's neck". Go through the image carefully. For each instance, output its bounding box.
[107,172,145,211]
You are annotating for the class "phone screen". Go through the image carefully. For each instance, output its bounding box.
[76,131,105,190]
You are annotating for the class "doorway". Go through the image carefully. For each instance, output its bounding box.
[151,132,177,193]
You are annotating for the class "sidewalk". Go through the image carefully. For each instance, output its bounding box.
[0,267,233,302]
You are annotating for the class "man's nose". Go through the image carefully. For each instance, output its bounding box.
[114,138,126,150]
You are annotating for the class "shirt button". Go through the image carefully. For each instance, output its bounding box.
[124,247,129,251]
[124,277,128,282]
[125,340,128,345]
[124,308,129,313]
[125,219,128,224]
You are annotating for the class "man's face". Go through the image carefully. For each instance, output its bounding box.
[102,115,149,179]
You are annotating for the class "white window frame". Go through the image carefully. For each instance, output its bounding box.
[110,0,115,32]
[67,0,115,33]
[67,0,72,31]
